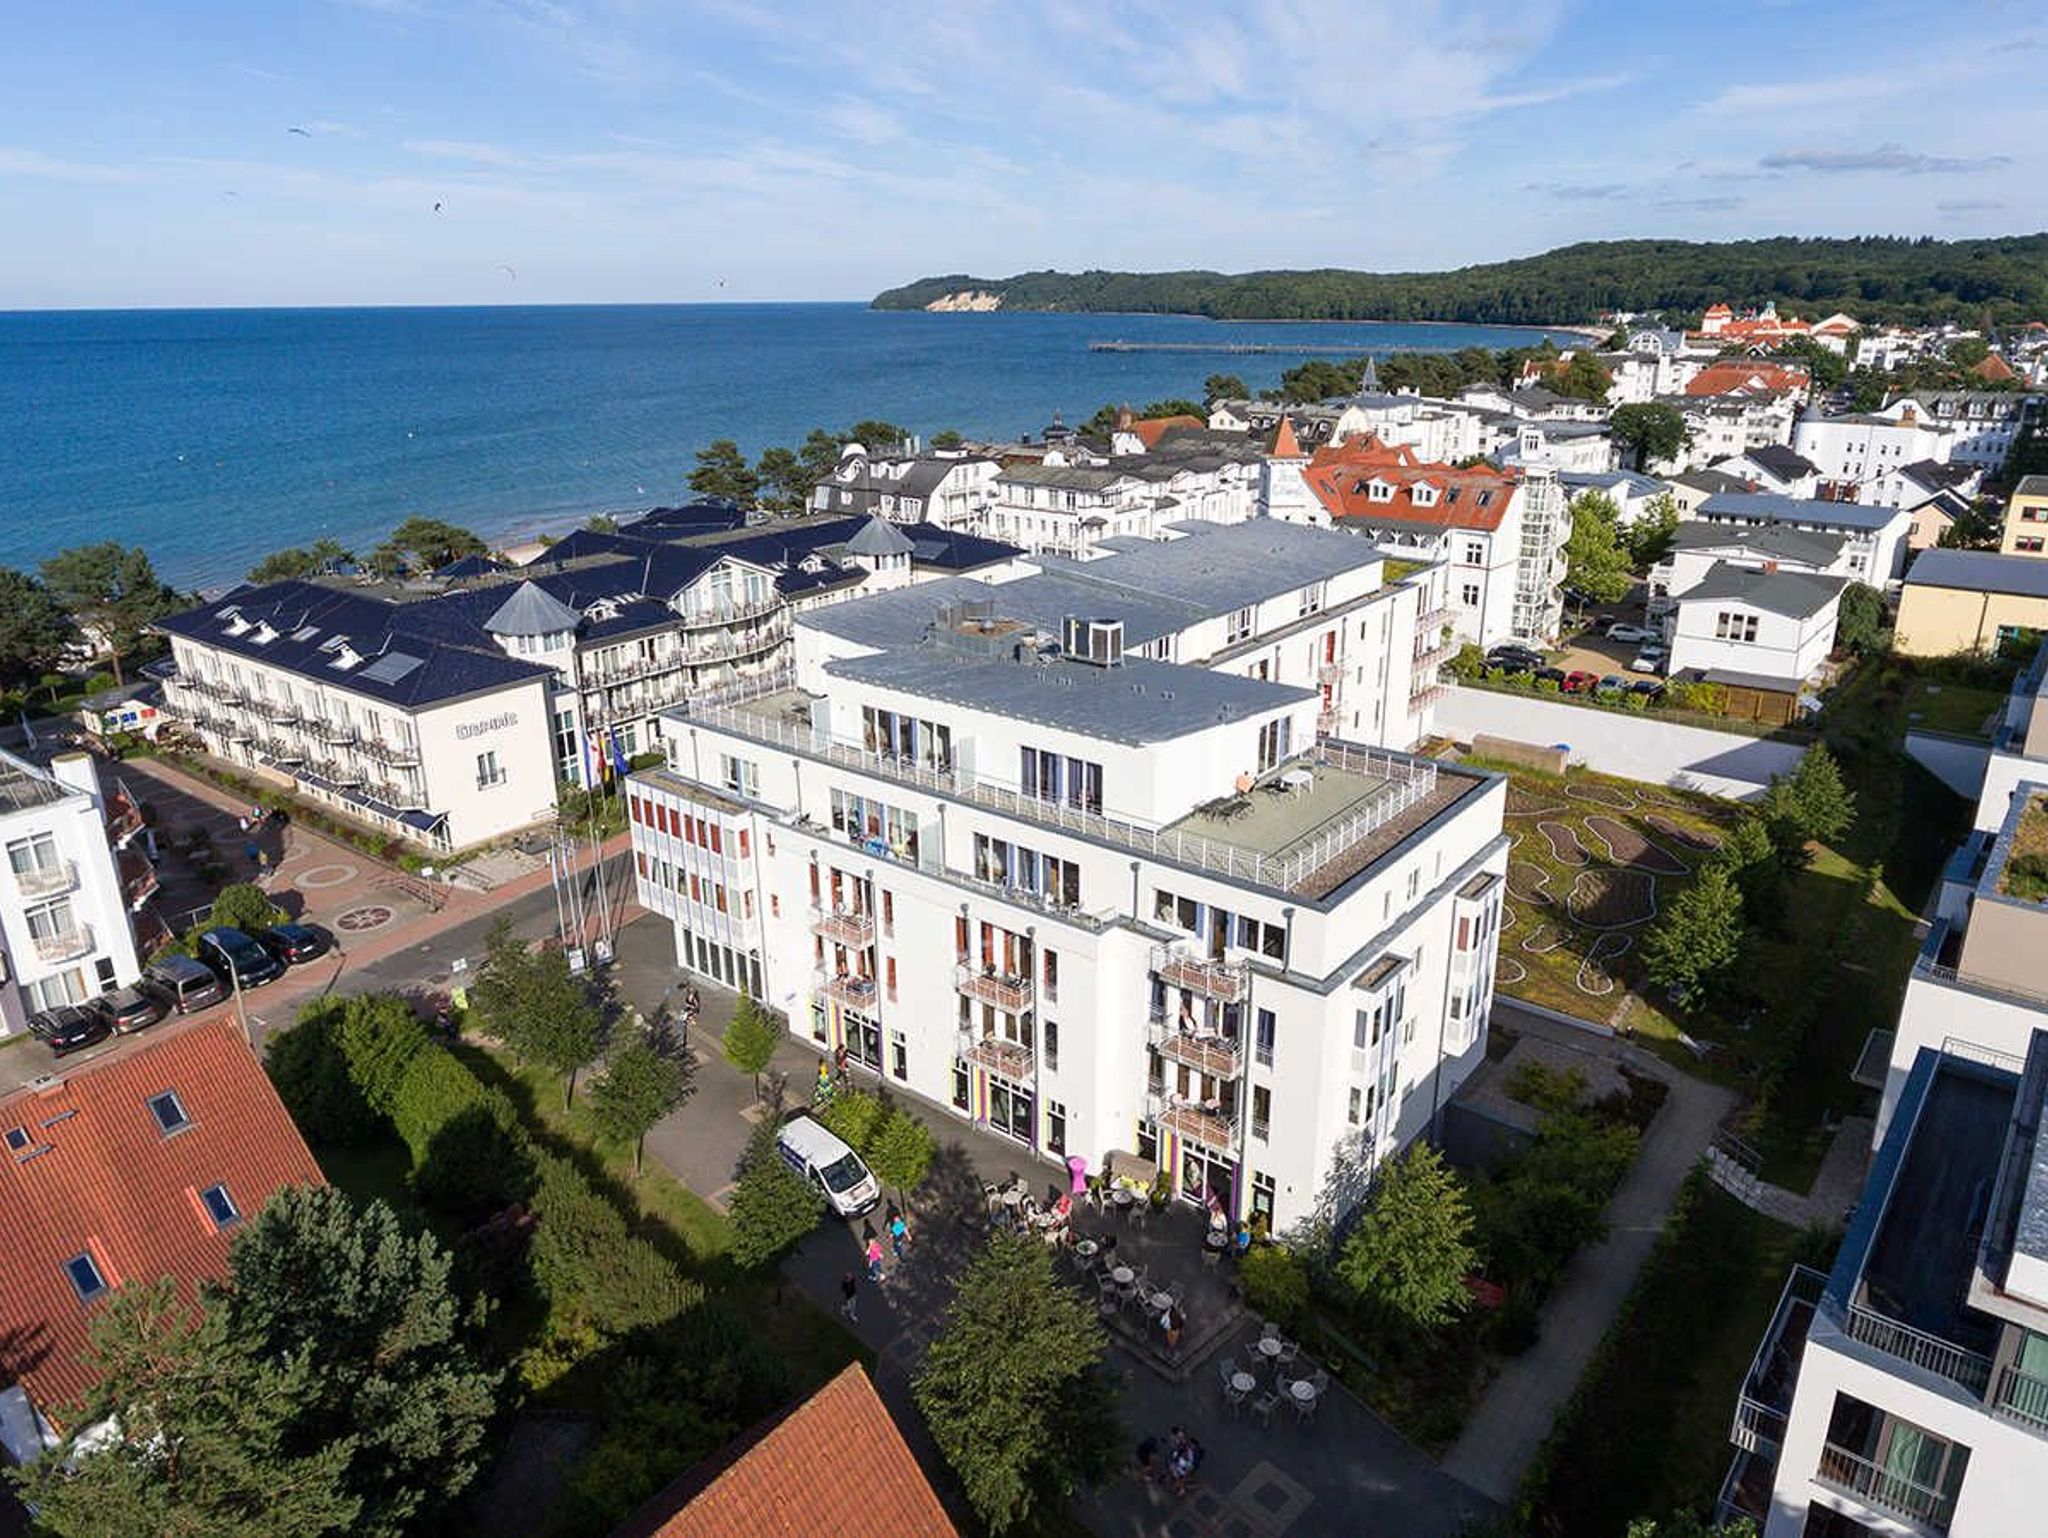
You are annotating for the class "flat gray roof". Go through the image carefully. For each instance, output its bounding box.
[1670,521,1844,567]
[1697,491,1905,533]
[1908,548,2048,599]
[1680,562,1846,619]
[824,649,1310,746]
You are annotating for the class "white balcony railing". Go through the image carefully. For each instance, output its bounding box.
[1145,1016,1243,1077]
[1146,1090,1239,1152]
[1151,944,1249,1002]
[31,924,93,964]
[809,905,876,948]
[12,860,78,899]
[958,1027,1033,1080]
[1843,1304,1992,1395]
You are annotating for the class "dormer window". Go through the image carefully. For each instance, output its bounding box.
[1367,479,1394,503]
[330,645,362,671]
[1411,483,1438,507]
[222,613,251,636]
[250,622,277,646]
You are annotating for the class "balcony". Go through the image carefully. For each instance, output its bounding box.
[12,859,78,899]
[1993,1363,2048,1436]
[307,717,358,746]
[956,960,1033,1014]
[678,592,782,630]
[1728,1266,1824,1461]
[1151,944,1249,1004]
[1814,1442,1957,1531]
[104,794,144,846]
[32,924,94,964]
[1316,709,1339,738]
[958,1027,1034,1080]
[1842,1304,1992,1396]
[356,736,420,767]
[119,849,159,910]
[1317,661,1343,685]
[1147,1017,1244,1077]
[254,698,301,726]
[1416,602,1454,631]
[1148,1090,1239,1153]
[815,967,878,1012]
[809,905,876,948]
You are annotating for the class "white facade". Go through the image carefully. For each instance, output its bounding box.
[1793,404,1956,487]
[0,752,145,1038]
[1666,570,1843,689]
[1694,492,1915,588]
[629,587,1508,1232]
[1500,422,1615,474]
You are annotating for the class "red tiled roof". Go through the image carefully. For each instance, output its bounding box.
[1684,360,1811,398]
[1299,436,1521,532]
[1267,415,1303,459]
[615,1363,957,1538]
[1973,353,2018,382]
[1128,414,1205,450]
[0,1020,325,1418]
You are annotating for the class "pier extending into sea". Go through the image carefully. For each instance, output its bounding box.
[1088,339,1376,355]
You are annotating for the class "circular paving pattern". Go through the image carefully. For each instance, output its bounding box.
[295,862,361,890]
[335,904,394,933]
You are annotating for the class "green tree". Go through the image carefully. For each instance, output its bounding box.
[0,567,78,693]
[1624,492,1681,569]
[589,1034,686,1174]
[686,439,759,504]
[1203,372,1247,403]
[930,428,965,450]
[583,514,618,533]
[721,989,781,1097]
[1333,1142,1479,1330]
[814,1086,884,1151]
[470,920,601,1107]
[1643,864,1744,1003]
[727,1119,823,1271]
[1551,351,1613,402]
[753,445,809,514]
[1563,492,1633,602]
[846,419,910,452]
[1834,581,1889,654]
[914,1234,1119,1534]
[865,1105,936,1199]
[10,1279,360,1538]
[1938,496,2005,550]
[368,517,485,578]
[1609,402,1691,470]
[209,880,286,934]
[1768,745,1856,850]
[1238,1242,1310,1330]
[247,538,353,583]
[1713,812,1786,933]
[266,1002,381,1147]
[797,426,848,489]
[224,1187,499,1538]
[1946,335,1990,368]
[39,541,181,686]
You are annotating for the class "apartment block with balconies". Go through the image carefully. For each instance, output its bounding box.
[630,570,1507,1230]
[1719,1030,2048,1537]
[0,750,145,1038]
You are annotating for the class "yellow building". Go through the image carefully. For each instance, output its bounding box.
[1896,548,2048,656]
[1999,473,2048,557]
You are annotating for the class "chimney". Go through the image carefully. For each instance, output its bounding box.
[49,751,104,810]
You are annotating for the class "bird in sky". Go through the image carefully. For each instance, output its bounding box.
[433,201,443,212]
[499,264,517,282]
[286,126,311,137]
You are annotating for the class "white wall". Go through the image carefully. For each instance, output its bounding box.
[1668,597,1837,688]
[415,678,558,848]
[1435,686,1807,800]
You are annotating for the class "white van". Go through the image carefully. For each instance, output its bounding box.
[776,1114,881,1217]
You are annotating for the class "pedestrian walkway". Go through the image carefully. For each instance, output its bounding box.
[1705,1115,1870,1230]
[1442,1001,1738,1503]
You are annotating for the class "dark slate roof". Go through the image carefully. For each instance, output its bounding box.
[901,527,1023,572]
[627,503,749,535]
[433,553,505,580]
[156,581,554,708]
[486,581,584,636]
[2015,474,2048,499]
[1678,562,1847,619]
[1668,469,1753,496]
[1669,521,1844,567]
[1742,444,1820,480]
[844,517,916,557]
[1696,491,1906,533]
[1906,549,2048,599]
[1896,459,1977,493]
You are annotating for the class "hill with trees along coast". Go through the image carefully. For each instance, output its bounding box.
[873,234,2048,326]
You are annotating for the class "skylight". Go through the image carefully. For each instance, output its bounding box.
[358,651,424,685]
[199,1182,240,1230]
[148,1089,191,1136]
[292,625,320,642]
[64,1251,107,1303]
[3,1126,28,1152]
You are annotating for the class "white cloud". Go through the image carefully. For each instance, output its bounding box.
[0,147,139,185]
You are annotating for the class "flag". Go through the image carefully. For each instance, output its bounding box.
[581,728,598,789]
[608,728,630,780]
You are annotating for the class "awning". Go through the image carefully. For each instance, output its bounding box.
[399,809,448,833]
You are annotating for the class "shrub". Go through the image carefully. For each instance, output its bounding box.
[207,881,285,934]
[333,995,433,1115]
[1239,1243,1310,1331]
[264,1004,379,1148]
[527,1151,698,1333]
[814,1089,883,1153]
[1505,1061,1588,1115]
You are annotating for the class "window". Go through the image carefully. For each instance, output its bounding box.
[1046,1099,1067,1156]
[1347,1087,1362,1125]
[1226,606,1254,643]
[64,1251,107,1303]
[1250,1171,1275,1224]
[4,1126,29,1151]
[6,832,61,882]
[1042,949,1058,1003]
[1460,582,1481,607]
[199,1183,240,1229]
[890,1030,908,1081]
[1462,540,1486,565]
[476,750,506,788]
[1713,611,1760,644]
[1298,580,1325,616]
[719,753,759,798]
[1255,1008,1276,1067]
[1256,717,1290,773]
[1044,1020,1059,1072]
[885,957,897,1000]
[148,1090,191,1136]
[1252,1086,1271,1141]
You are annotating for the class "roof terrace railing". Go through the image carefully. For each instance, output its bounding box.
[1841,1304,1992,1396]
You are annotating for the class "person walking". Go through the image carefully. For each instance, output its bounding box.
[839,1271,859,1322]
[888,1206,910,1261]
[865,1233,885,1284]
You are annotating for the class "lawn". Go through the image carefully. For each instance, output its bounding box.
[1901,676,2009,739]
[1474,755,1739,1047]
[1519,1176,1835,1538]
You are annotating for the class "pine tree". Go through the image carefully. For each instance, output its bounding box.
[721,989,780,1098]
[223,1187,499,1538]
[1643,864,1745,1004]
[687,439,759,504]
[727,1120,823,1271]
[1333,1143,1478,1330]
[914,1234,1119,1534]
[590,1035,687,1174]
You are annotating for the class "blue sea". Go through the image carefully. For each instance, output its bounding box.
[0,304,1582,590]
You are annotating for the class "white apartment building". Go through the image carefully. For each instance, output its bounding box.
[1497,420,1615,474]
[980,432,1265,558]
[1693,492,1915,588]
[629,586,1508,1231]
[0,751,147,1038]
[808,448,1002,527]
[1665,566,1845,691]
[1650,523,1852,613]
[1719,1027,2048,1538]
[1793,403,1956,488]
[1654,396,1802,474]
[1901,392,2040,473]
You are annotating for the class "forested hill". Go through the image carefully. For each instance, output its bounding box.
[871,236,2048,326]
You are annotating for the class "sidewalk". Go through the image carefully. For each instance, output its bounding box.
[1441,1001,1738,1502]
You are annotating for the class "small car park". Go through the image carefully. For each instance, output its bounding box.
[195,926,285,990]
[27,1004,111,1057]
[1604,622,1655,644]
[143,954,227,1013]
[95,984,167,1035]
[1629,647,1669,675]
[257,923,330,967]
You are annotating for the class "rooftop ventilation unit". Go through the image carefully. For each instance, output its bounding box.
[1062,617,1123,667]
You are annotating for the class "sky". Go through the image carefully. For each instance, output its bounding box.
[1,0,2041,309]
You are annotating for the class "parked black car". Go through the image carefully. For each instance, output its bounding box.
[1487,643,1543,666]
[1534,666,1568,686]
[1630,679,1667,700]
[95,984,167,1034]
[27,1004,112,1057]
[195,926,285,989]
[257,923,330,966]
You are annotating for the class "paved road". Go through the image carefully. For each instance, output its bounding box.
[1440,1000,1738,1502]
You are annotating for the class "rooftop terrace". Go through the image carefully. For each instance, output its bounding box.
[0,750,73,817]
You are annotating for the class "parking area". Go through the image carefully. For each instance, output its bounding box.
[1547,584,1667,682]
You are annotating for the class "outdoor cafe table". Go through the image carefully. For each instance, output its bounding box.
[1074,1239,1099,1260]
[1111,1188,1135,1208]
[1147,1291,1174,1313]
[1289,1379,1317,1403]
[1256,1337,1284,1360]
[1002,1187,1026,1207]
[1230,1372,1256,1394]
[1204,1231,1229,1251]
[1110,1266,1135,1286]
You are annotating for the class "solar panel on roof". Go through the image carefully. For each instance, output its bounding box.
[358,651,425,684]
